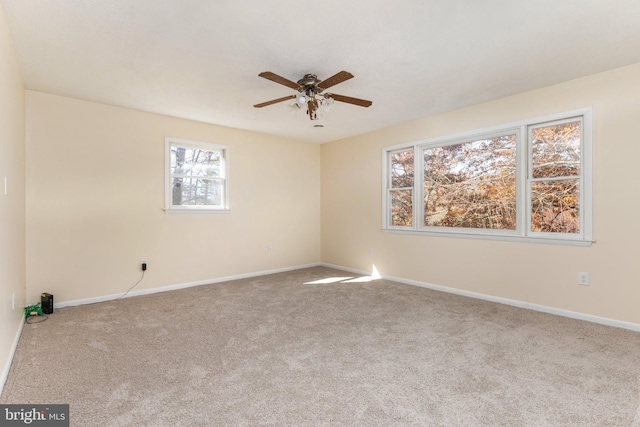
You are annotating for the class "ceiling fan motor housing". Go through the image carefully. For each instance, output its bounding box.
[297,74,321,94]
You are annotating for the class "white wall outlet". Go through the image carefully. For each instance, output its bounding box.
[578,272,590,285]
[368,248,373,256]
[268,246,273,254]
[12,292,15,310]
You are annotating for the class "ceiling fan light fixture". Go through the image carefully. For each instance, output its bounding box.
[296,94,307,105]
[319,97,334,113]
[287,103,301,112]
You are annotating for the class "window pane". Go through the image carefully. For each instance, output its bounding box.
[531,121,580,179]
[391,149,414,188]
[390,189,412,226]
[423,135,516,229]
[531,179,579,233]
[171,146,221,177]
[172,177,222,206]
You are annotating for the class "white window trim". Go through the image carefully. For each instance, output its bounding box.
[386,148,416,231]
[381,109,593,246]
[164,137,230,213]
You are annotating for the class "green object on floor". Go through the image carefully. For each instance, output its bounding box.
[24,302,44,318]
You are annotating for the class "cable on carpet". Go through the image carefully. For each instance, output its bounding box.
[26,314,48,324]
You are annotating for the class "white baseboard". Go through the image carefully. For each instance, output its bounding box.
[321,263,640,333]
[1,315,25,396]
[321,263,372,277]
[56,263,322,308]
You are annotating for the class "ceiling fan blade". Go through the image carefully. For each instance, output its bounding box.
[317,71,354,90]
[258,71,300,90]
[325,93,372,107]
[253,95,296,108]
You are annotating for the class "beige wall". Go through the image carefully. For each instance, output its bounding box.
[0,2,26,387]
[26,91,320,304]
[322,63,640,325]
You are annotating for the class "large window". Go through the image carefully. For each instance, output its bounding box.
[165,137,229,212]
[382,110,592,245]
[423,132,517,230]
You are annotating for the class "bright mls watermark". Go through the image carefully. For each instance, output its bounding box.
[0,405,68,426]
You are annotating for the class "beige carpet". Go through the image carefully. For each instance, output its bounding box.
[2,266,640,426]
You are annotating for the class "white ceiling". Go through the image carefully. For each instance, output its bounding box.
[2,0,640,144]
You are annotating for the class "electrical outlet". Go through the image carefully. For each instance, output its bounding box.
[578,272,590,285]
[368,248,373,256]
[141,258,148,271]
[12,292,15,310]
[268,246,273,254]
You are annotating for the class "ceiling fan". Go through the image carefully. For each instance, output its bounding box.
[253,71,372,120]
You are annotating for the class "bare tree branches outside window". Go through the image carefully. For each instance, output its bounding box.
[424,135,516,230]
[166,138,228,211]
[389,149,414,226]
[530,121,581,233]
[171,146,222,206]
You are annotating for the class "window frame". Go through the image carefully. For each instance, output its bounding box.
[164,137,230,213]
[386,147,416,231]
[381,109,593,246]
[526,117,584,238]
[418,128,522,237]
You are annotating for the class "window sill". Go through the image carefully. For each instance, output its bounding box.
[163,208,230,214]
[381,228,594,247]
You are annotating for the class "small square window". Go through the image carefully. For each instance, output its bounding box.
[165,137,229,212]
